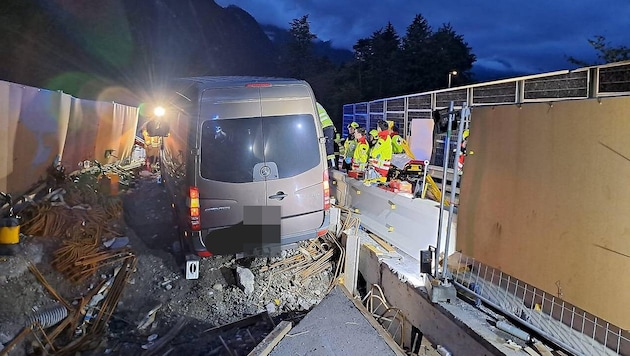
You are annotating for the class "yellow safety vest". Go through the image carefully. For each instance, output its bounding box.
[317,102,334,129]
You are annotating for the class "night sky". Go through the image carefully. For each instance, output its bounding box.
[215,0,630,75]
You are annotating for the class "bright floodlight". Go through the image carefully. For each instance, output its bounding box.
[154,106,165,117]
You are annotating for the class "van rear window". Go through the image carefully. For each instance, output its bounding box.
[201,114,320,183]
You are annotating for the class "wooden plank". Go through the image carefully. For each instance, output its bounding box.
[532,340,554,356]
[368,233,396,253]
[458,99,630,329]
[339,285,407,356]
[247,321,293,356]
[363,243,384,256]
[343,231,360,296]
[141,317,187,356]
[202,312,271,335]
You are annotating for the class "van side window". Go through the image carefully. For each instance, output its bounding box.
[200,114,320,183]
[263,114,319,178]
[200,119,264,183]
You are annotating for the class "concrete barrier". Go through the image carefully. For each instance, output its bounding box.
[330,169,456,261]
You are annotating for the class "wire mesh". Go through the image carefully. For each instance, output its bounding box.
[451,253,629,355]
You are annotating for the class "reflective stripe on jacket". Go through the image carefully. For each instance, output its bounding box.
[352,138,369,171]
[317,102,334,128]
[369,131,393,177]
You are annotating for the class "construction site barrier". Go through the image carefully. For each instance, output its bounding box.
[0,80,139,195]
[329,169,456,261]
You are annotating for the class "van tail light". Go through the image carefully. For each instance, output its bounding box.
[323,170,330,210]
[189,186,201,231]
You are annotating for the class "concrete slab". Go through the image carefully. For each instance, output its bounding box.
[269,286,401,356]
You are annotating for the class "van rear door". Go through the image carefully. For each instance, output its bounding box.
[197,87,267,229]
[260,91,325,239]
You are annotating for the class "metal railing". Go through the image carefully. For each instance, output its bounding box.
[341,60,630,354]
[450,253,629,355]
[342,61,630,168]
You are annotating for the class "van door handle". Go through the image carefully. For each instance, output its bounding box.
[269,192,287,200]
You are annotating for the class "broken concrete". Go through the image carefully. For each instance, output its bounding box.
[236,266,255,295]
[269,286,400,356]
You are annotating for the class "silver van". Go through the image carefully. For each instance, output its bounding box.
[149,76,331,257]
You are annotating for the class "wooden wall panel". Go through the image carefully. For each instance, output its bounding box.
[458,96,630,329]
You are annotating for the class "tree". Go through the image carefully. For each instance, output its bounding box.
[424,23,476,89]
[568,35,630,66]
[352,22,401,100]
[280,15,318,79]
[399,14,433,93]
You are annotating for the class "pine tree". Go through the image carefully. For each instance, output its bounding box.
[400,14,433,93]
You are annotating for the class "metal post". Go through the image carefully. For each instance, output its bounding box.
[443,102,470,279]
[434,101,454,278]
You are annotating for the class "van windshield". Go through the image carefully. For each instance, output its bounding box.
[201,114,320,183]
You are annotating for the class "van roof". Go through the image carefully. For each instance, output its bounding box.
[174,76,308,89]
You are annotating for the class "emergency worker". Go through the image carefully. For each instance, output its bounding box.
[342,122,359,171]
[142,121,162,171]
[366,120,393,183]
[317,102,336,168]
[457,129,469,175]
[352,128,370,172]
[333,132,344,170]
[390,124,405,154]
[368,129,379,148]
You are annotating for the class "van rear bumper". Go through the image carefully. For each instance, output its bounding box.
[189,211,331,257]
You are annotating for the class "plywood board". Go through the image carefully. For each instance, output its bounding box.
[457,97,630,329]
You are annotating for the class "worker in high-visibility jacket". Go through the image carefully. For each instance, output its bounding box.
[352,128,370,172]
[342,122,359,172]
[142,121,162,171]
[333,132,344,170]
[457,129,470,175]
[317,102,336,168]
[366,120,393,183]
[389,123,405,154]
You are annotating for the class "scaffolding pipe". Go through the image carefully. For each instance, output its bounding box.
[443,102,469,279]
[435,101,455,279]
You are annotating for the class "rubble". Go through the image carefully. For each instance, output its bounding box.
[0,161,340,355]
[236,266,255,295]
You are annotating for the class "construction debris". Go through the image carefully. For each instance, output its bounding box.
[0,161,340,355]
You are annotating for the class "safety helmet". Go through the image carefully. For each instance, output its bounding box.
[348,122,359,129]
[463,129,470,140]
[369,129,378,138]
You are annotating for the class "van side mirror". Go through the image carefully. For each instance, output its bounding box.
[146,119,170,137]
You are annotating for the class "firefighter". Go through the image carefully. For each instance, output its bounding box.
[365,120,393,184]
[457,129,469,175]
[317,102,336,168]
[342,122,359,172]
[352,127,370,173]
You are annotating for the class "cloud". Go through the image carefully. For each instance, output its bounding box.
[215,0,630,74]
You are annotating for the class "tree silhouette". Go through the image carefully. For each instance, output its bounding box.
[424,23,476,90]
[280,15,318,79]
[352,23,401,100]
[568,35,630,66]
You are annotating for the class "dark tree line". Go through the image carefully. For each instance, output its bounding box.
[568,35,630,66]
[275,14,476,129]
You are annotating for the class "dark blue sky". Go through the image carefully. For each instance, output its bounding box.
[216,0,630,75]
